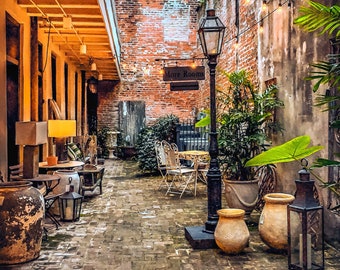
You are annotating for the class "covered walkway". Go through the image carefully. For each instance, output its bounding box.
[5,159,340,270]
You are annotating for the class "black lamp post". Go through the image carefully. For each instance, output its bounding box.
[185,9,225,249]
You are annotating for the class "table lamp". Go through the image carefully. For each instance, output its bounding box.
[15,121,48,178]
[48,120,76,163]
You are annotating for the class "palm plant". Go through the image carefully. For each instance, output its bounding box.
[294,1,340,92]
[217,70,284,181]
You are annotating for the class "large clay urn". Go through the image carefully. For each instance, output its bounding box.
[0,181,44,264]
[53,170,81,195]
[223,179,259,217]
[258,193,295,251]
[214,208,250,254]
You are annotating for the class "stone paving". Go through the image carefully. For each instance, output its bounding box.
[3,159,340,270]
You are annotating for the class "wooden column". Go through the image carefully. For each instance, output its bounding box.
[30,17,38,121]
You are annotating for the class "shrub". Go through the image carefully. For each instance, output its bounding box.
[136,114,179,173]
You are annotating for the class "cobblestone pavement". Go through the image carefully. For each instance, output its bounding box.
[3,159,340,270]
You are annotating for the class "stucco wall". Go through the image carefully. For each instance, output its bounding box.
[257,0,330,204]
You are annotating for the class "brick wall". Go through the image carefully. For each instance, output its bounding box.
[98,0,205,131]
[97,0,260,131]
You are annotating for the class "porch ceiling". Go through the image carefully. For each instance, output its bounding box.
[17,0,121,81]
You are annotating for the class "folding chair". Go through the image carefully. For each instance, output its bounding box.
[163,142,195,198]
[154,140,169,190]
[197,156,210,185]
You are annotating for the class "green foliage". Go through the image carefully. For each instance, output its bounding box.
[245,135,323,167]
[245,136,340,198]
[306,57,340,92]
[136,127,157,172]
[135,115,179,173]
[97,126,110,157]
[294,1,340,92]
[218,70,284,181]
[152,114,179,142]
[294,1,340,201]
[294,1,340,37]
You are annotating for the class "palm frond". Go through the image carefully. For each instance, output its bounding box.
[294,1,340,37]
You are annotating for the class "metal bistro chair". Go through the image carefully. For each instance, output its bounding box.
[154,140,169,190]
[78,164,105,197]
[197,155,210,185]
[163,142,195,198]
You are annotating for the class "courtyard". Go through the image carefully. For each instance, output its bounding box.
[2,159,339,270]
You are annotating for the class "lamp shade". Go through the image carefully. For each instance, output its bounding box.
[198,9,226,57]
[48,120,76,138]
[15,121,48,145]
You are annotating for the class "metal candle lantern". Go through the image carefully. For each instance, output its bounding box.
[59,185,83,222]
[287,168,324,270]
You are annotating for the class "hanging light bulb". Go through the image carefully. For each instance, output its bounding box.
[278,1,283,12]
[91,62,97,71]
[80,44,87,55]
[262,0,267,12]
[191,60,197,69]
[63,15,72,29]
[98,74,103,81]
[259,22,264,34]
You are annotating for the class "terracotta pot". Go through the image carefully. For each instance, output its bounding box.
[223,179,259,217]
[258,193,295,251]
[214,208,250,254]
[47,156,58,166]
[0,181,44,264]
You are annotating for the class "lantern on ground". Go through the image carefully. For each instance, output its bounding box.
[287,168,324,270]
[59,185,83,222]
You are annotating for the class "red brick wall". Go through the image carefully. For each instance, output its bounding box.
[98,0,204,130]
[215,0,259,89]
[97,1,259,130]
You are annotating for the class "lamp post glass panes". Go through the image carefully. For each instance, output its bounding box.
[184,9,225,249]
[59,185,83,222]
[288,168,324,270]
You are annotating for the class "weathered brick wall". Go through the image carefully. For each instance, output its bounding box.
[215,0,259,89]
[98,0,260,130]
[98,0,204,130]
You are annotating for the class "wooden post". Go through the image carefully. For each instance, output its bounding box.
[30,17,38,121]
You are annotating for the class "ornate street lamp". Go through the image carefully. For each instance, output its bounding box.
[185,9,225,249]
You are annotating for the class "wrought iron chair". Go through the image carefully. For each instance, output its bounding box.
[78,164,105,197]
[154,140,169,190]
[163,142,195,198]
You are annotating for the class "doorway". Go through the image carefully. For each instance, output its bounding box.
[6,14,20,168]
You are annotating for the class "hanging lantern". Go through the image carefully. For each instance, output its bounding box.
[87,76,98,94]
[287,168,324,270]
[58,185,83,222]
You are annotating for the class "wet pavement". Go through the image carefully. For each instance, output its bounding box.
[2,159,340,270]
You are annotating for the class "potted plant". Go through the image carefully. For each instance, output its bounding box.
[245,135,326,250]
[217,70,284,215]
